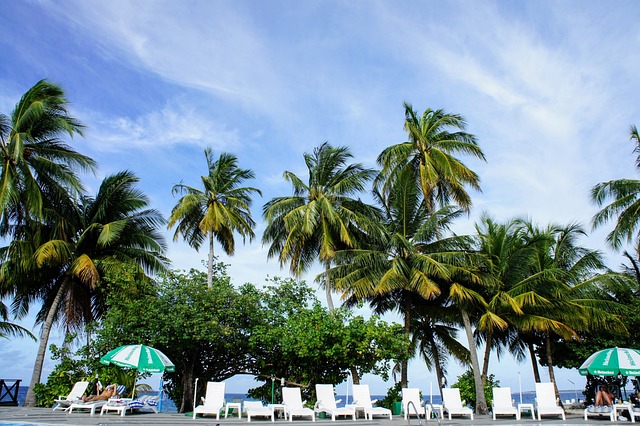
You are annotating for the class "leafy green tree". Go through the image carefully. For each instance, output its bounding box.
[4,171,167,406]
[169,148,261,289]
[0,79,96,232]
[592,125,640,250]
[262,142,377,310]
[376,102,485,213]
[96,264,262,412]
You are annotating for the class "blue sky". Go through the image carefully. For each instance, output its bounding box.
[1,0,639,396]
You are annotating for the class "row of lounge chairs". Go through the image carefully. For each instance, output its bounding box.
[51,381,159,416]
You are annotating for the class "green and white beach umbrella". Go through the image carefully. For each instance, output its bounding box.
[100,344,175,373]
[578,347,640,376]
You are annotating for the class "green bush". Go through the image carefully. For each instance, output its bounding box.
[451,370,499,408]
[377,382,402,410]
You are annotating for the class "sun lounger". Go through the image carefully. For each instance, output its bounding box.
[193,381,226,419]
[402,388,425,419]
[52,381,89,411]
[244,401,275,422]
[67,399,109,416]
[352,384,392,420]
[535,382,565,420]
[314,384,356,421]
[492,387,519,420]
[282,387,315,421]
[101,394,159,416]
[442,388,473,420]
[584,405,615,421]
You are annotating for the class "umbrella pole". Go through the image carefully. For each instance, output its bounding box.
[158,375,164,413]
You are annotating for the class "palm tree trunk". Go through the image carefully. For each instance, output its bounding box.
[544,333,561,402]
[207,231,214,290]
[431,339,445,399]
[350,367,360,385]
[527,342,541,382]
[24,281,69,406]
[461,309,488,414]
[324,262,334,311]
[401,298,411,388]
[481,331,492,389]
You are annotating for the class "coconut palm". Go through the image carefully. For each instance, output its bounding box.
[0,79,95,234]
[333,167,479,386]
[5,171,167,406]
[376,102,485,213]
[592,125,640,250]
[262,142,377,311]
[169,148,261,289]
[0,301,35,340]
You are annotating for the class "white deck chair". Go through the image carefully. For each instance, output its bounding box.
[402,388,425,419]
[442,388,474,420]
[314,384,355,421]
[352,384,392,419]
[535,382,565,420]
[52,381,90,411]
[244,401,275,422]
[492,387,519,420]
[193,381,226,419]
[282,387,315,421]
[67,399,109,416]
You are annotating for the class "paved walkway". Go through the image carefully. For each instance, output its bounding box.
[0,407,631,426]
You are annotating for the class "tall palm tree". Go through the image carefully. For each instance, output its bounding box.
[4,171,167,406]
[516,221,625,399]
[376,102,485,213]
[262,142,377,311]
[332,167,479,386]
[0,301,35,340]
[169,148,261,289]
[0,79,96,234]
[592,125,640,250]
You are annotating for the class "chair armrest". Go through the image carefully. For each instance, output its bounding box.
[371,399,378,404]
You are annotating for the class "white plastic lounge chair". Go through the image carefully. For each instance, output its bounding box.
[282,387,315,421]
[52,381,89,411]
[67,399,109,416]
[314,384,356,421]
[492,387,519,420]
[584,405,615,421]
[352,384,392,420]
[402,388,425,420]
[402,388,425,419]
[442,388,474,420]
[244,401,275,422]
[193,381,226,419]
[629,405,640,422]
[534,382,565,420]
[101,394,160,416]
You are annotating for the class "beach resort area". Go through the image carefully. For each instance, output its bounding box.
[2,1,640,425]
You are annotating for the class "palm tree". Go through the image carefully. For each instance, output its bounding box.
[516,221,625,399]
[376,102,485,213]
[592,125,640,250]
[262,142,377,311]
[169,148,261,289]
[332,167,479,386]
[4,171,167,406]
[0,79,96,233]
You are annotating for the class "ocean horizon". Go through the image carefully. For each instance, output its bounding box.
[8,386,594,413]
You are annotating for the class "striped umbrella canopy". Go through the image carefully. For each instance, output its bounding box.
[578,347,640,376]
[100,344,175,373]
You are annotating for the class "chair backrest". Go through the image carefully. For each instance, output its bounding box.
[442,388,464,408]
[492,387,514,408]
[203,381,226,408]
[283,387,304,409]
[402,388,421,406]
[535,382,557,406]
[68,381,90,400]
[316,384,338,410]
[352,385,373,409]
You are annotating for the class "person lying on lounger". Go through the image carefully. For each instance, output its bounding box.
[81,384,117,402]
[595,384,615,406]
